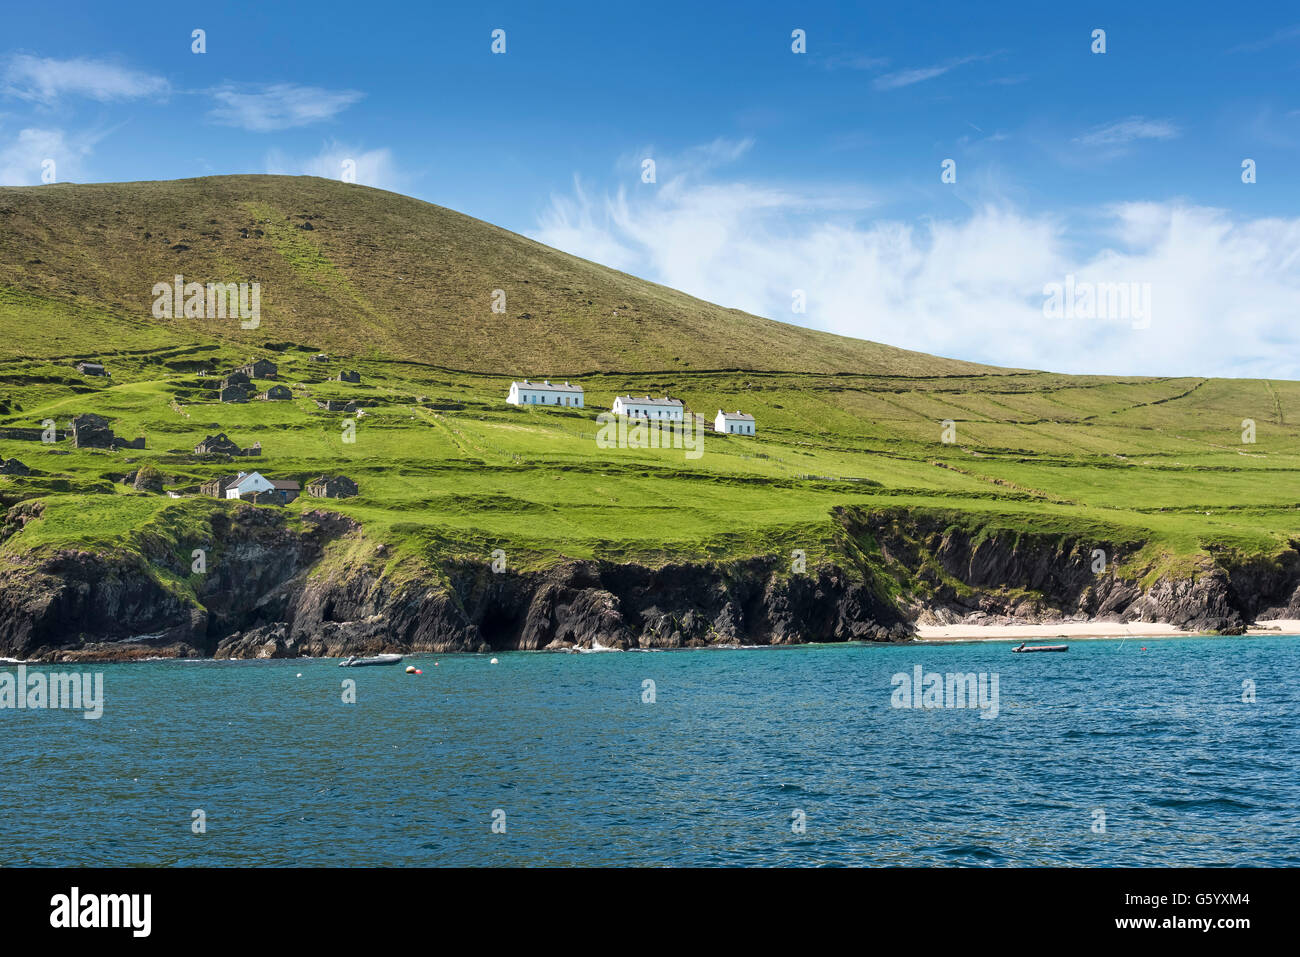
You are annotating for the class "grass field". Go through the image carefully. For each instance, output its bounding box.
[3,337,1298,580]
[1,176,1298,589]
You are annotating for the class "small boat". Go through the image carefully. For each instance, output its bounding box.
[1011,643,1068,653]
[338,653,404,667]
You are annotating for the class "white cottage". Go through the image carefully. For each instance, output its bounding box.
[611,395,684,422]
[224,471,275,499]
[714,409,755,435]
[507,379,584,408]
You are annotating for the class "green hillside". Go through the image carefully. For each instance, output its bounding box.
[1,176,1298,621]
[0,174,995,376]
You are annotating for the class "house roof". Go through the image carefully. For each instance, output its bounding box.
[513,379,583,393]
[717,410,755,421]
[615,394,683,407]
[231,471,270,487]
[229,472,297,492]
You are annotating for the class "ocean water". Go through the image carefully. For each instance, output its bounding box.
[3,635,1297,866]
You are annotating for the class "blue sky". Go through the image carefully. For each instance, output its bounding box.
[3,0,1298,376]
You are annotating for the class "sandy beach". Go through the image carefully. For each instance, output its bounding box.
[914,620,1300,642]
[1248,619,1300,635]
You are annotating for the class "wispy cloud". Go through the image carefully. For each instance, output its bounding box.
[531,141,1300,379]
[0,126,101,184]
[872,52,1001,90]
[265,140,405,192]
[2,55,168,103]
[1228,24,1300,54]
[536,140,877,311]
[613,136,756,195]
[1074,116,1180,147]
[207,83,363,132]
[817,52,891,72]
[653,136,755,175]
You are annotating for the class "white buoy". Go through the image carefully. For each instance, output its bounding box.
[490,657,499,664]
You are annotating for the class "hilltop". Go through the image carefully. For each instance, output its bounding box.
[2,176,1300,659]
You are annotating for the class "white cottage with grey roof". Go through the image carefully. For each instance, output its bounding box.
[224,471,275,499]
[714,409,755,435]
[611,395,684,422]
[507,379,584,408]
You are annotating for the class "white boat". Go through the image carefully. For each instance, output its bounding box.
[338,653,404,667]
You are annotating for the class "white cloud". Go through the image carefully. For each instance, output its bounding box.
[0,127,97,184]
[265,141,404,192]
[873,52,1001,90]
[208,84,362,132]
[535,175,640,271]
[1228,24,1300,54]
[2,55,168,103]
[538,148,877,313]
[817,53,891,72]
[1074,116,1180,147]
[530,150,1300,379]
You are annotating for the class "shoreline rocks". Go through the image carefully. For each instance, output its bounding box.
[2,502,1297,661]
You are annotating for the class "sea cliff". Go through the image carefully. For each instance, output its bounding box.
[3,500,1299,661]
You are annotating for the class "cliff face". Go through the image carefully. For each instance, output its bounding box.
[0,505,347,660]
[838,507,1300,635]
[0,500,909,661]
[214,557,911,659]
[2,501,1297,661]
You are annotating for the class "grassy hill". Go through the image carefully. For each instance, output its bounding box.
[2,175,1299,634]
[0,174,995,376]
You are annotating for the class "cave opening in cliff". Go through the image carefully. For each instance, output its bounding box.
[477,606,526,651]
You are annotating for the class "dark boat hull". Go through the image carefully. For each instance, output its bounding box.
[1011,645,1068,653]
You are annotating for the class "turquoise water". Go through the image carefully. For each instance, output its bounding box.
[4,635,1297,866]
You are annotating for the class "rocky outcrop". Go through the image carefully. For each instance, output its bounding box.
[836,506,1266,634]
[3,500,1297,662]
[130,467,164,493]
[0,504,354,661]
[0,495,910,660]
[1218,545,1300,622]
[212,555,910,659]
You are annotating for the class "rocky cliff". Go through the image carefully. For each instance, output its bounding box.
[2,500,1296,661]
[837,506,1300,635]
